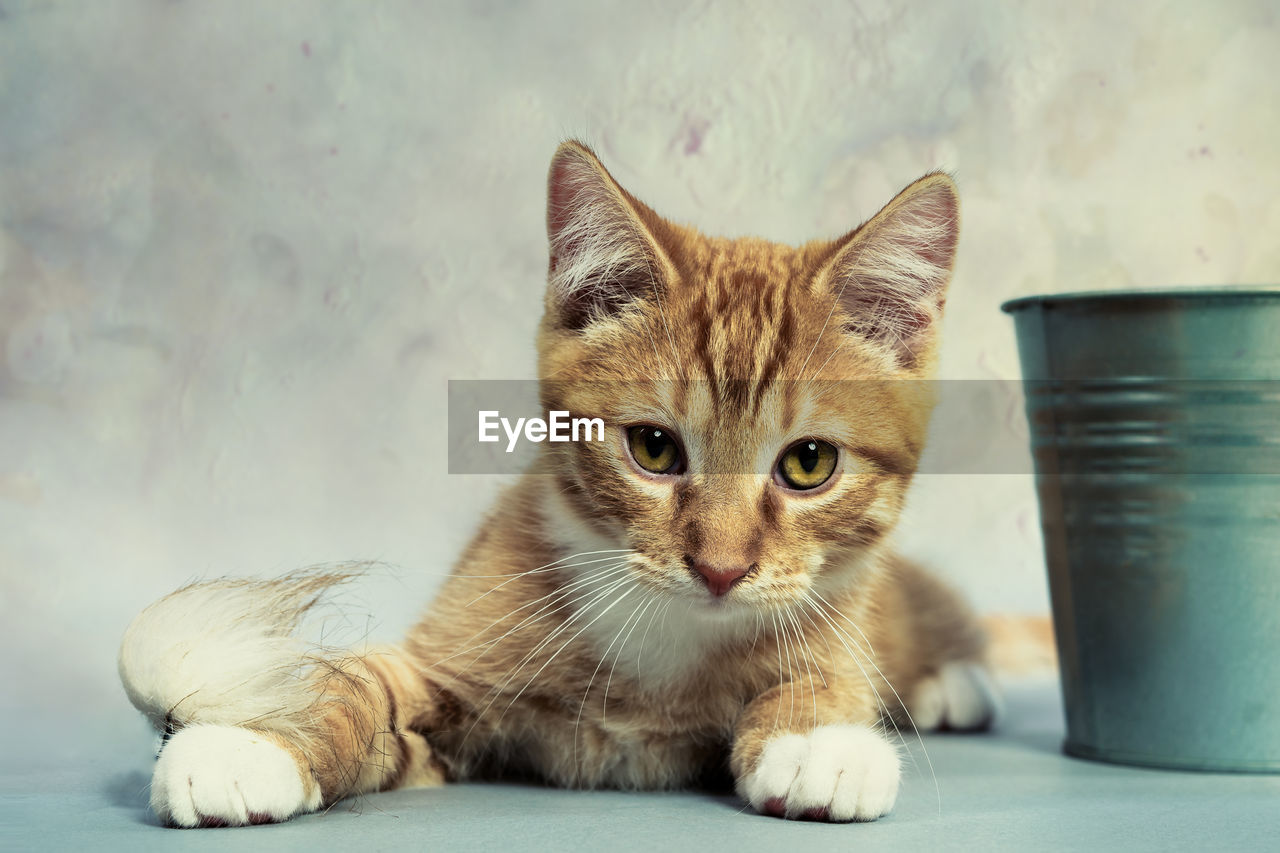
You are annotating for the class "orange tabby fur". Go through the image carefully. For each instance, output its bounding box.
[119,141,998,827]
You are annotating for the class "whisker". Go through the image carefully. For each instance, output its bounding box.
[776,609,798,728]
[453,548,634,580]
[459,576,632,747]
[486,582,641,740]
[792,606,832,688]
[573,592,649,772]
[784,607,822,729]
[802,594,900,743]
[806,592,941,815]
[602,594,657,724]
[634,596,669,675]
[799,592,898,738]
[432,562,631,670]
[748,609,764,660]
[770,611,784,732]
[462,550,635,605]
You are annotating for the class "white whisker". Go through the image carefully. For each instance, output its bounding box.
[806,592,941,815]
[634,596,669,675]
[602,594,657,724]
[458,575,632,747]
[784,606,823,729]
[433,561,631,671]
[572,592,650,772]
[462,550,635,605]
[770,611,784,732]
[485,582,641,740]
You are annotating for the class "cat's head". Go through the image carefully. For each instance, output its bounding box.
[536,141,958,614]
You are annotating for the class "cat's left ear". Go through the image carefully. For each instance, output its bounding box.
[544,141,672,331]
[816,173,960,371]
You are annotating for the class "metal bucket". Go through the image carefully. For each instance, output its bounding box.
[1003,287,1280,772]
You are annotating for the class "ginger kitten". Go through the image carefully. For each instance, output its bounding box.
[119,141,997,827]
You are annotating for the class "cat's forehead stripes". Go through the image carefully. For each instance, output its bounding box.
[662,235,820,412]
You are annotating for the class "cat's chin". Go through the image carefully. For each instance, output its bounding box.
[690,593,767,623]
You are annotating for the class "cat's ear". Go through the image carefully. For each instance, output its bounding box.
[817,173,960,370]
[545,141,669,330]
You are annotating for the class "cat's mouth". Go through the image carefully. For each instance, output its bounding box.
[692,594,757,622]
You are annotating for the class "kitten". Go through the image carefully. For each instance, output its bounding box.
[118,141,998,827]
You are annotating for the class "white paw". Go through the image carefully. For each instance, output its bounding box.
[740,724,900,822]
[908,661,1002,732]
[151,725,320,827]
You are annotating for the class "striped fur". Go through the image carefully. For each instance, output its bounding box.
[119,141,994,827]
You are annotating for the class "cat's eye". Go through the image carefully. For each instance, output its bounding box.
[776,439,838,491]
[626,425,684,475]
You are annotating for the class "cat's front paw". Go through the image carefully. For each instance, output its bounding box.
[908,661,1002,732]
[151,725,320,827]
[740,724,900,822]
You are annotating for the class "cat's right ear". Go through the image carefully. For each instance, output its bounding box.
[545,141,670,331]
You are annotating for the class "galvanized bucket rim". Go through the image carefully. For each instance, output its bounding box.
[1001,285,1280,314]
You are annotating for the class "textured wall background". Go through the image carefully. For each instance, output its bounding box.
[2,0,1278,770]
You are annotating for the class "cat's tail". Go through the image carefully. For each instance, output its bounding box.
[117,569,360,747]
[982,613,1058,676]
[118,569,444,827]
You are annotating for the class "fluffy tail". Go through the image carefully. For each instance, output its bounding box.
[119,569,444,827]
[117,570,360,749]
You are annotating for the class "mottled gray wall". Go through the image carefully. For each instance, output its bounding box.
[2,0,1277,769]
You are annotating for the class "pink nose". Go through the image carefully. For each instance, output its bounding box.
[693,562,750,597]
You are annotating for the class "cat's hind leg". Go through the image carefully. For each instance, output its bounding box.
[878,557,1003,733]
[906,660,1001,732]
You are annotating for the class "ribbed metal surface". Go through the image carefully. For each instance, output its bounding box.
[1004,289,1280,772]
[1027,379,1280,475]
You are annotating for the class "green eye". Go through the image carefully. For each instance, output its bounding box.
[777,440,838,490]
[627,425,684,475]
